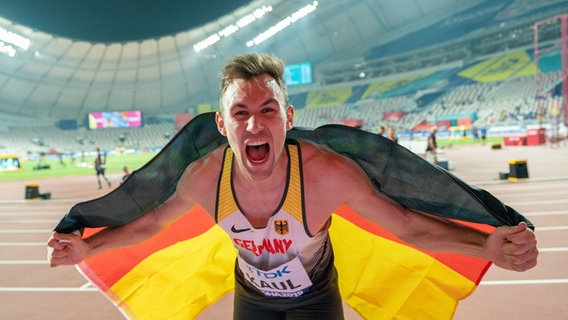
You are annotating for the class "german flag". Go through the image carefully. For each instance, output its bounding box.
[55,113,532,319]
[331,205,493,319]
[76,206,234,319]
[74,206,493,319]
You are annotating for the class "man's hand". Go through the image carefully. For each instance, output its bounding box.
[46,231,88,267]
[485,222,538,271]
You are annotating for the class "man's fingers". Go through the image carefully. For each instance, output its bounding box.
[502,222,539,272]
[51,231,81,245]
[507,223,536,245]
[515,221,528,232]
[488,222,539,272]
[47,233,64,250]
[48,239,64,250]
[503,224,537,257]
[47,231,83,267]
[49,257,66,268]
[50,247,70,258]
[504,247,539,272]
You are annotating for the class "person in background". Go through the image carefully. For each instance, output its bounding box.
[94,148,111,189]
[480,127,487,145]
[426,126,438,163]
[378,125,386,136]
[120,166,131,185]
[387,126,398,144]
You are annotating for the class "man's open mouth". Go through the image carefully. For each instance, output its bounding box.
[246,142,270,163]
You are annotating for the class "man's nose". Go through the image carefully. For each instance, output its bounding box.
[247,115,263,133]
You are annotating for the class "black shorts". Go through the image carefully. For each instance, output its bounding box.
[233,285,344,320]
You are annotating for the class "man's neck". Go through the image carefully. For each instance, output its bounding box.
[234,153,288,191]
[231,146,289,220]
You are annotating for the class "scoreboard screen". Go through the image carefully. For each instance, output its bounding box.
[284,62,312,86]
[0,155,21,172]
[88,110,142,129]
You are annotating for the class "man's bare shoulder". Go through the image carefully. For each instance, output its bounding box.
[296,139,353,169]
[295,139,364,187]
[176,145,226,193]
[294,139,374,231]
[173,144,227,213]
[296,138,371,189]
[184,145,226,180]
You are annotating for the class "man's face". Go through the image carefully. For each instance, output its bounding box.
[216,74,294,181]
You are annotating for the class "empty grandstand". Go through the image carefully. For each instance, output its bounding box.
[0,0,566,158]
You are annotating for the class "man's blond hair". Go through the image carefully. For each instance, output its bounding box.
[219,53,289,113]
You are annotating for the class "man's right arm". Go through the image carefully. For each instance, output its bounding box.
[47,149,223,267]
[47,192,196,267]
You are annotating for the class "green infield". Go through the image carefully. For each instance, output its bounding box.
[0,152,158,182]
[436,136,502,147]
[1,136,504,182]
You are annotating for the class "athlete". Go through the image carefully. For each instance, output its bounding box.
[425,126,438,163]
[48,53,538,319]
[94,147,111,189]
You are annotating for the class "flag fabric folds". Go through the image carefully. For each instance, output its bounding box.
[54,112,532,319]
[77,206,235,319]
[331,205,493,319]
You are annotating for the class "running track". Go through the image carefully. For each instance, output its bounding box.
[1,143,567,319]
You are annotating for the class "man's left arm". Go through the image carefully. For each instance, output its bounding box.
[340,156,538,272]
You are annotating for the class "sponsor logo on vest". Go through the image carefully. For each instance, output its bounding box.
[238,256,312,298]
[274,220,289,235]
[244,264,292,279]
[230,225,251,233]
[233,238,292,256]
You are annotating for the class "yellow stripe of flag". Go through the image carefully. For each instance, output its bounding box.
[331,214,477,320]
[109,226,236,320]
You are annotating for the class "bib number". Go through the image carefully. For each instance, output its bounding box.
[237,256,313,298]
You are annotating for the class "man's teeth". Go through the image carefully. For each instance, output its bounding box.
[248,141,267,147]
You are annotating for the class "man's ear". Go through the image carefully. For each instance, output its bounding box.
[215,112,227,136]
[285,106,294,131]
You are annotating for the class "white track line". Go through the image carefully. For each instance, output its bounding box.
[79,282,94,289]
[1,280,567,291]
[535,226,568,231]
[0,287,98,292]
[486,183,568,190]
[0,199,86,204]
[0,220,59,224]
[0,213,67,216]
[524,210,568,216]
[0,229,51,233]
[473,176,568,186]
[0,242,45,246]
[0,260,47,264]
[539,247,568,252]
[481,279,568,285]
[506,199,568,205]
[496,190,568,197]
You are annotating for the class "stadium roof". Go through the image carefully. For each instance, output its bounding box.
[0,0,252,42]
[0,0,485,121]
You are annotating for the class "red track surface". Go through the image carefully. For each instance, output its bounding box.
[1,142,567,319]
